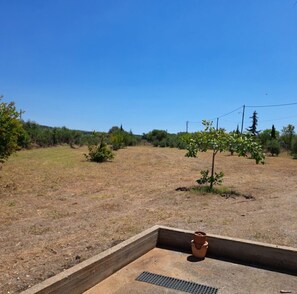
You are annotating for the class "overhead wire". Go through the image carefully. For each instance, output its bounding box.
[187,101,297,132]
[246,102,297,108]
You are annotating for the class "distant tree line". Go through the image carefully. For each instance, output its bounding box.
[12,117,297,160]
[2,96,297,165]
[245,111,297,157]
[142,130,191,149]
[142,116,297,159]
[18,121,142,150]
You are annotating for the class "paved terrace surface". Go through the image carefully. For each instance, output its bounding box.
[84,247,297,294]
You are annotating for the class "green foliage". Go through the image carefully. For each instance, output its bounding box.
[246,111,260,136]
[22,121,91,148]
[17,126,31,148]
[110,129,125,150]
[109,126,139,150]
[291,136,297,159]
[280,124,295,151]
[186,120,265,190]
[143,129,168,147]
[84,134,114,163]
[258,128,279,148]
[21,121,141,150]
[267,139,280,156]
[143,130,191,149]
[0,97,25,163]
[271,125,276,139]
[196,170,224,190]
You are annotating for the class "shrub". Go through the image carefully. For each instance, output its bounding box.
[196,170,224,191]
[0,97,25,163]
[291,136,297,159]
[267,139,280,156]
[109,126,140,150]
[110,130,125,150]
[143,129,168,146]
[84,136,114,163]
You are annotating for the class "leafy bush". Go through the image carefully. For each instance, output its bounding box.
[196,170,224,190]
[23,121,88,148]
[143,129,168,146]
[291,136,297,159]
[109,126,140,150]
[258,128,279,148]
[267,139,280,156]
[110,130,125,150]
[0,97,25,163]
[84,136,114,163]
[280,124,295,151]
[143,130,191,149]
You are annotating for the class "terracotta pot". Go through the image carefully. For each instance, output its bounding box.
[193,231,207,246]
[191,240,208,259]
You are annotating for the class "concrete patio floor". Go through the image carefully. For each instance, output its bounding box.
[85,247,297,294]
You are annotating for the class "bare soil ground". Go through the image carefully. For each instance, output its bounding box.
[0,145,296,293]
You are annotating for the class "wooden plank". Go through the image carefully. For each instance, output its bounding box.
[21,226,159,294]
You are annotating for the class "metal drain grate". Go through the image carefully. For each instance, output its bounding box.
[136,271,218,294]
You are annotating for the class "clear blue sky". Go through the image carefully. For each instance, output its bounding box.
[1,0,297,134]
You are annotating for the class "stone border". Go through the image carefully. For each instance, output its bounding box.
[21,226,297,294]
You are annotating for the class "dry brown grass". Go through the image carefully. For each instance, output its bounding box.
[0,145,297,293]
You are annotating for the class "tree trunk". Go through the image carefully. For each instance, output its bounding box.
[210,151,216,190]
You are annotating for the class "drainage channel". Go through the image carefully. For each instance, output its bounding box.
[136,271,218,294]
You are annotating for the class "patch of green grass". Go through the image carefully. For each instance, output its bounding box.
[190,185,241,197]
[47,209,71,219]
[29,224,51,235]
[12,146,86,168]
[7,200,16,207]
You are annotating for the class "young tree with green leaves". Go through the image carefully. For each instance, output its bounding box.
[186,120,265,191]
[0,96,25,164]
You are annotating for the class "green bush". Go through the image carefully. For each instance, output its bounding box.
[291,136,297,159]
[143,130,192,149]
[109,126,140,150]
[110,130,125,150]
[196,169,224,190]
[23,121,87,148]
[0,97,25,162]
[267,139,280,156]
[84,136,114,163]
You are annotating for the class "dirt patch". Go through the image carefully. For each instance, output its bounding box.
[0,146,296,293]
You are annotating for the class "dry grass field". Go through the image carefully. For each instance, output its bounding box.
[0,145,297,293]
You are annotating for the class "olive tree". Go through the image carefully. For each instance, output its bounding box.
[0,96,25,164]
[186,120,265,191]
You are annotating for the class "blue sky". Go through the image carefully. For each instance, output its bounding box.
[1,0,297,134]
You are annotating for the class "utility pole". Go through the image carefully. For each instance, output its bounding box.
[241,105,245,134]
[20,109,24,120]
[216,118,219,130]
[186,121,189,133]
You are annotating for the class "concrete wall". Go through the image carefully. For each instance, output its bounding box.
[157,226,297,275]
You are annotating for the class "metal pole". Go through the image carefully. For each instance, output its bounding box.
[186,121,189,133]
[216,117,219,130]
[241,105,245,134]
